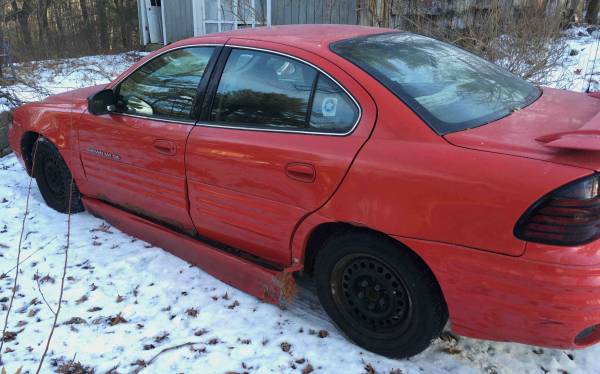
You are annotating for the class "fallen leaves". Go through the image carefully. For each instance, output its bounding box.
[1,331,17,342]
[107,313,127,326]
[194,328,208,337]
[227,300,240,310]
[63,317,87,325]
[91,223,113,234]
[308,329,329,338]
[364,363,376,374]
[186,308,198,317]
[0,367,21,374]
[153,332,169,343]
[27,308,39,317]
[280,341,291,352]
[55,360,94,374]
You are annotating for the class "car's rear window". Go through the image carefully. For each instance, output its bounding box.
[330,32,541,135]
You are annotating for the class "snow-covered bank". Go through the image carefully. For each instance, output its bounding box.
[0,153,598,374]
[0,52,145,111]
[551,25,600,92]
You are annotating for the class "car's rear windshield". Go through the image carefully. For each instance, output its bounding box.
[330,32,541,135]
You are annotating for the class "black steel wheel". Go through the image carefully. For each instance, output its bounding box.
[315,231,448,358]
[332,254,413,337]
[33,138,84,214]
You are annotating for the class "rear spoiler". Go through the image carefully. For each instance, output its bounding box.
[536,106,600,151]
[536,130,600,151]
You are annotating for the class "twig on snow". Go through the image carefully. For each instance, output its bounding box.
[135,341,203,373]
[34,270,55,315]
[0,237,57,277]
[36,178,74,374]
[0,140,39,364]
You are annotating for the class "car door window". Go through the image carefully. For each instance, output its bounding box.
[309,74,359,133]
[117,47,215,121]
[211,49,317,129]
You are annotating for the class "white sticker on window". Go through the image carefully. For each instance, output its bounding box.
[322,97,338,117]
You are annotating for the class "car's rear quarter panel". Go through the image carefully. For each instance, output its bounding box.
[318,134,590,256]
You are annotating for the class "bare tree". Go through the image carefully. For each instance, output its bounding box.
[587,0,600,24]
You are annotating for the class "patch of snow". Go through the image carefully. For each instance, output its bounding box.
[1,154,600,371]
[0,52,146,111]
[547,25,600,92]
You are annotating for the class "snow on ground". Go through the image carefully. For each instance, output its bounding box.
[1,30,600,373]
[0,52,145,111]
[0,153,598,374]
[550,25,600,91]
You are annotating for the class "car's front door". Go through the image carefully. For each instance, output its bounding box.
[78,46,218,233]
[186,43,376,266]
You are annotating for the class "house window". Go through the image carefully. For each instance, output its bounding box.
[197,0,270,35]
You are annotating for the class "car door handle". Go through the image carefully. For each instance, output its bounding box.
[285,162,316,183]
[153,139,176,156]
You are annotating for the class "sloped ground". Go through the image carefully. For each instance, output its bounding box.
[1,28,600,373]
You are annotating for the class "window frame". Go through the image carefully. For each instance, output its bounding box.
[109,44,223,125]
[198,45,362,136]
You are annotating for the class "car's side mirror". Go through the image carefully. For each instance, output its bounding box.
[88,89,116,115]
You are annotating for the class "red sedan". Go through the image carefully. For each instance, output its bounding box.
[8,25,600,357]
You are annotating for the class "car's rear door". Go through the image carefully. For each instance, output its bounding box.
[78,45,220,233]
[186,40,376,266]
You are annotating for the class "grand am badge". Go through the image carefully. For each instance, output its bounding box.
[87,147,121,161]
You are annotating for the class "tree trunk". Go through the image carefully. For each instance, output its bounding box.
[95,0,109,52]
[36,0,50,45]
[80,0,89,22]
[587,0,600,24]
[11,0,32,46]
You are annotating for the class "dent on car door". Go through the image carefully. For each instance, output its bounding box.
[185,46,376,266]
[78,46,218,233]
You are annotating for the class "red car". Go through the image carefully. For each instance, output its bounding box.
[8,25,600,357]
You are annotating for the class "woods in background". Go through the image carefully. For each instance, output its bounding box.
[0,0,139,62]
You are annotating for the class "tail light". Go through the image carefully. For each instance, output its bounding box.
[515,174,600,246]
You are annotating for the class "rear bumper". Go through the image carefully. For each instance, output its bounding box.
[399,236,600,349]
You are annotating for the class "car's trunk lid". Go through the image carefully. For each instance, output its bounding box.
[445,87,600,172]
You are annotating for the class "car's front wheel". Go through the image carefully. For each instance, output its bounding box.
[33,138,84,214]
[315,231,448,358]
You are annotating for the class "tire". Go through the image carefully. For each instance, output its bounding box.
[315,231,448,358]
[33,138,84,214]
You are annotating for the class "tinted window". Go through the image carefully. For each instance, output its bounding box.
[211,49,317,129]
[331,33,540,134]
[117,47,214,120]
[309,74,358,133]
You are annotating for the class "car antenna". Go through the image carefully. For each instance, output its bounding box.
[586,29,600,93]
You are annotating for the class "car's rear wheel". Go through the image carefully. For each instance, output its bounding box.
[315,232,447,358]
[33,138,84,214]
